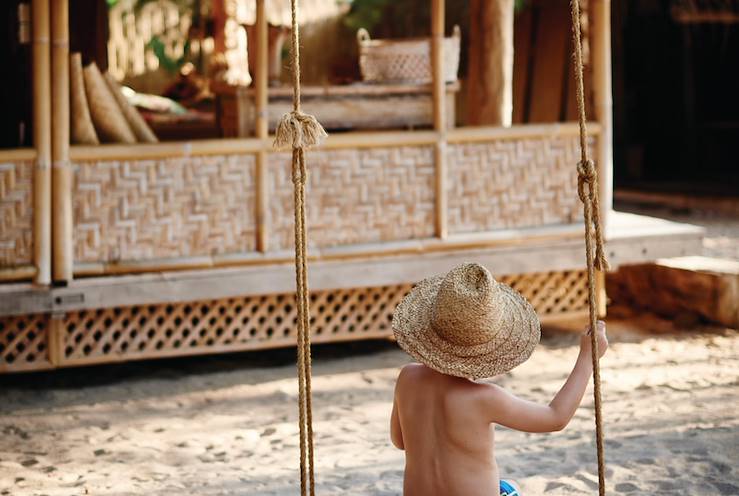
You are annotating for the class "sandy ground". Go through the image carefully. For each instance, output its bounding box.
[1,311,737,496]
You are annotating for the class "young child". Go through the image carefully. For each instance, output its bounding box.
[390,262,608,496]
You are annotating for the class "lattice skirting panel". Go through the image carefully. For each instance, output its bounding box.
[0,270,589,373]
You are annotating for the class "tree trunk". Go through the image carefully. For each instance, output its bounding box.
[466,0,514,126]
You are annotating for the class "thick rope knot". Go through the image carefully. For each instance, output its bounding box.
[577,159,597,203]
[576,159,610,272]
[273,111,328,150]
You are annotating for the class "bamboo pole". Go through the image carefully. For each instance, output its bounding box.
[51,0,72,283]
[590,0,613,313]
[65,122,599,162]
[0,265,38,282]
[431,0,448,239]
[255,0,269,252]
[590,0,613,232]
[48,314,65,366]
[32,0,51,285]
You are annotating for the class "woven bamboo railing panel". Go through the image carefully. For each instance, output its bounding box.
[447,135,596,233]
[73,154,257,263]
[0,270,588,372]
[0,314,51,372]
[0,160,33,267]
[269,146,436,250]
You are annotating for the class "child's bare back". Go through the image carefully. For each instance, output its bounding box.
[390,263,608,496]
[392,364,501,496]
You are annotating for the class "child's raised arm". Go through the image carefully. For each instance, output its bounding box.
[479,321,608,433]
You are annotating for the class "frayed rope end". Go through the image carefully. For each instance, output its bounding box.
[273,111,328,150]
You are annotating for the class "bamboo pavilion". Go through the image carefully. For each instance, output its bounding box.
[0,0,703,372]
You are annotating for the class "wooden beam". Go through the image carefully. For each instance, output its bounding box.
[66,122,600,164]
[51,0,72,283]
[32,0,51,285]
[448,121,601,143]
[70,139,265,161]
[255,0,269,252]
[431,0,448,239]
[590,0,613,231]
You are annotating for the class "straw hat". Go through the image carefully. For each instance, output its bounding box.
[393,263,540,379]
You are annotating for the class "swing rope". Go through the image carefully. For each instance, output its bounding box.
[569,1,610,494]
[276,1,607,495]
[273,0,327,495]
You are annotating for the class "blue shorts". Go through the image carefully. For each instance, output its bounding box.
[500,479,520,496]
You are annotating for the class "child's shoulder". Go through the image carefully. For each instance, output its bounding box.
[396,362,429,382]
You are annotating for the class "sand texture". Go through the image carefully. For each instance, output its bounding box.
[0,312,737,495]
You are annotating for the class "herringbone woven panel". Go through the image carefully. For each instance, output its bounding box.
[73,154,257,263]
[0,160,33,267]
[447,136,596,233]
[269,146,436,250]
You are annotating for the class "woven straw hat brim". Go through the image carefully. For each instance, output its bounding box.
[393,275,540,380]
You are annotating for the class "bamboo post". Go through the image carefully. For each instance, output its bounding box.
[48,314,65,366]
[590,0,613,231]
[51,0,72,283]
[590,0,612,313]
[32,0,51,285]
[431,0,448,239]
[255,0,269,252]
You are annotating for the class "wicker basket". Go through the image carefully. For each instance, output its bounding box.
[357,26,461,84]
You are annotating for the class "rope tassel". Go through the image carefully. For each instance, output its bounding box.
[274,111,328,150]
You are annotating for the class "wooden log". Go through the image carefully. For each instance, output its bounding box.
[51,0,73,283]
[32,0,51,285]
[431,0,448,239]
[255,0,268,252]
[607,257,739,329]
[467,0,514,126]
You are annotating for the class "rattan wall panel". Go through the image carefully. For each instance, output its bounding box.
[73,154,257,263]
[447,136,596,233]
[0,160,33,267]
[268,146,436,250]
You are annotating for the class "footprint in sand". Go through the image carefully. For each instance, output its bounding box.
[615,482,639,493]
